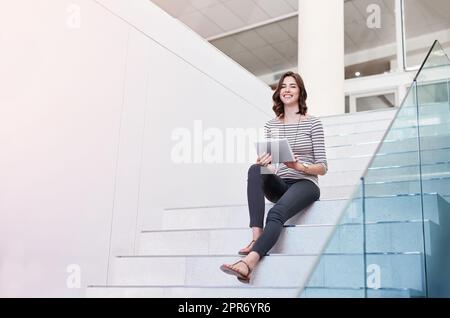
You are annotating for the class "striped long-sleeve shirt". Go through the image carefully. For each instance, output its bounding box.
[264,116,328,188]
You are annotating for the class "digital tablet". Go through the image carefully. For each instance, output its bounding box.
[254,138,296,163]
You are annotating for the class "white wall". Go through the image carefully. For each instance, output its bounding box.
[0,0,272,297]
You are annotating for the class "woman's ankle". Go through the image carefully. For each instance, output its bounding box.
[252,227,263,241]
[245,252,261,269]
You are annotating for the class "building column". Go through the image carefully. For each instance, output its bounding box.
[298,0,345,116]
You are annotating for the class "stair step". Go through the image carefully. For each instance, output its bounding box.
[326,130,386,148]
[138,220,435,256]
[363,176,450,197]
[325,133,450,164]
[320,170,362,187]
[319,176,450,200]
[320,184,358,200]
[325,121,450,148]
[386,122,450,141]
[366,162,450,183]
[370,146,450,168]
[87,284,424,298]
[328,220,437,254]
[401,101,450,116]
[156,194,442,232]
[301,286,423,298]
[108,255,316,287]
[322,113,450,139]
[106,253,424,290]
[396,108,450,127]
[326,155,374,173]
[307,253,425,291]
[320,109,396,126]
[86,286,299,298]
[324,118,392,137]
[138,226,335,256]
[341,193,442,224]
[159,199,346,231]
[326,142,379,159]
[323,149,450,174]
[373,134,450,156]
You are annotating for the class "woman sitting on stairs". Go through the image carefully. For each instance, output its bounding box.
[220,71,328,284]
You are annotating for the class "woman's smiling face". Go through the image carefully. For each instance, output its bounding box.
[280,76,300,105]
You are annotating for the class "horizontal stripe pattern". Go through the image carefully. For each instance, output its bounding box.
[264,116,328,188]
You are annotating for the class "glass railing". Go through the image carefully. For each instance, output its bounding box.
[300,41,450,298]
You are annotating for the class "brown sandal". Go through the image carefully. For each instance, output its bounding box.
[219,260,252,284]
[238,240,256,255]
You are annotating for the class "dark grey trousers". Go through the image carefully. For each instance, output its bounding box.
[246,164,320,257]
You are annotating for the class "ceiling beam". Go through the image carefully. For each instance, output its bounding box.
[206,12,298,42]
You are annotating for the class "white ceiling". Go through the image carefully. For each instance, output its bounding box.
[211,16,298,75]
[150,0,450,77]
[151,0,298,38]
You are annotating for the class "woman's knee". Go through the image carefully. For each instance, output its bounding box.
[248,163,261,177]
[266,205,287,225]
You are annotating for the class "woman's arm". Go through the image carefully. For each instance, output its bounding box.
[297,162,326,176]
[284,157,326,175]
[310,118,328,175]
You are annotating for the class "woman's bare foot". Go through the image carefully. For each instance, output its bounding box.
[219,259,252,283]
[220,252,261,284]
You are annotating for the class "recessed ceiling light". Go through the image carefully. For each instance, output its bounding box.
[355,71,361,77]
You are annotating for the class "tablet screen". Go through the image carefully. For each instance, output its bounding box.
[255,138,295,163]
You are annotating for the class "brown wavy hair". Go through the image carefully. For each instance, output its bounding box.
[272,71,307,118]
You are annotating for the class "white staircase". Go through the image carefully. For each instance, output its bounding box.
[87,108,398,298]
